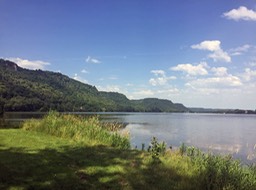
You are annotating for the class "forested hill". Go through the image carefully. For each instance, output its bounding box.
[0,59,189,112]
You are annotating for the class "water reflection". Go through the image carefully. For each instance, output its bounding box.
[117,113,256,163]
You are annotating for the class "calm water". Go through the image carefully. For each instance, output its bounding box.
[100,112,256,163]
[2,112,256,163]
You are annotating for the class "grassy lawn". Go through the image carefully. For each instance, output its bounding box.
[0,128,197,190]
[0,112,255,190]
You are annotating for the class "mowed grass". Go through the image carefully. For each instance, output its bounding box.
[0,112,255,190]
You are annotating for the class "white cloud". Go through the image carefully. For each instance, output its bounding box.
[132,89,154,97]
[242,68,256,81]
[156,88,180,95]
[7,57,50,70]
[191,40,221,51]
[97,85,121,92]
[208,50,231,62]
[126,83,134,87]
[211,67,228,76]
[223,6,256,21]
[191,40,231,63]
[149,70,176,86]
[249,62,256,67]
[126,86,181,101]
[86,56,101,64]
[81,69,89,73]
[186,75,242,88]
[229,44,251,56]
[171,62,208,76]
[151,70,165,76]
[184,84,221,95]
[248,57,256,67]
[73,73,88,84]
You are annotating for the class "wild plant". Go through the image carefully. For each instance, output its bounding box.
[101,122,125,131]
[141,143,145,151]
[148,136,166,163]
[179,142,186,156]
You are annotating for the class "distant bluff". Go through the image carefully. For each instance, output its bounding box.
[0,59,189,112]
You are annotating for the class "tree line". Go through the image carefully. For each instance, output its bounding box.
[0,59,188,113]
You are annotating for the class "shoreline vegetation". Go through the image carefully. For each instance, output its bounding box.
[0,112,255,189]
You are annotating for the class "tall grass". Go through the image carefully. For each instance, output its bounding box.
[23,111,130,149]
[182,145,256,190]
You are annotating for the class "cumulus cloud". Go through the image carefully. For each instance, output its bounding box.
[149,70,176,86]
[170,62,208,76]
[86,56,101,64]
[223,6,256,21]
[7,57,50,70]
[191,40,231,62]
[208,50,231,62]
[191,40,221,51]
[242,68,256,81]
[211,67,228,76]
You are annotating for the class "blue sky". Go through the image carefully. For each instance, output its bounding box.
[1,0,256,109]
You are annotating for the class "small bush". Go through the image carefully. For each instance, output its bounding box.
[148,136,166,163]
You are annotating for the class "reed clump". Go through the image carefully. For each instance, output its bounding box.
[179,145,256,190]
[23,111,130,149]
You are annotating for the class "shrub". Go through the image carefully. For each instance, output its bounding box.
[148,136,166,163]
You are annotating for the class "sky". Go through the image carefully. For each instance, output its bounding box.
[0,0,256,109]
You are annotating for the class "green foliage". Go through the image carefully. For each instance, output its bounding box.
[23,111,130,149]
[179,142,187,156]
[0,59,188,112]
[180,145,256,190]
[148,137,166,163]
[198,155,256,190]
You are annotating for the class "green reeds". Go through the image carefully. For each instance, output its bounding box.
[180,144,256,190]
[23,111,130,149]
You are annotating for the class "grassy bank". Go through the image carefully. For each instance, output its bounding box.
[22,111,130,149]
[0,112,255,190]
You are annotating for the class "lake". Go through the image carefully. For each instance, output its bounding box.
[2,112,256,163]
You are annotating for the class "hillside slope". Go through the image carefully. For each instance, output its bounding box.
[0,59,188,112]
